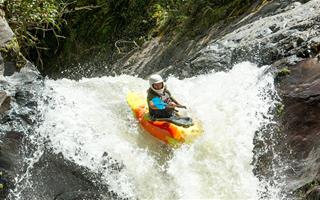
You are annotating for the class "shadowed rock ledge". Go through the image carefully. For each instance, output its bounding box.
[275,56,320,199]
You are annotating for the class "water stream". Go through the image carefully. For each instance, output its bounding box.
[17,62,278,200]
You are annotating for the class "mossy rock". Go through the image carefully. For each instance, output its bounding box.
[277,67,291,77]
[0,37,27,70]
[275,66,291,83]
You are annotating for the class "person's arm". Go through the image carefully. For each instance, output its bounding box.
[170,96,180,105]
[167,90,187,109]
[169,97,187,109]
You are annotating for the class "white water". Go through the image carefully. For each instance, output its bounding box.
[35,62,277,199]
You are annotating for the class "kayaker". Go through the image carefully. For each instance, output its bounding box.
[147,74,187,120]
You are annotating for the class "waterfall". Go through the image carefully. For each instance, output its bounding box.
[14,62,277,199]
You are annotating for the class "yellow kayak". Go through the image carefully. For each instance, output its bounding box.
[126,92,203,146]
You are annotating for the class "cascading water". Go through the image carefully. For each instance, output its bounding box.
[8,62,280,199]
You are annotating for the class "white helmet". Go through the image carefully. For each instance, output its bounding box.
[149,74,165,94]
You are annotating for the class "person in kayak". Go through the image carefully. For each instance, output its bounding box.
[147,74,193,127]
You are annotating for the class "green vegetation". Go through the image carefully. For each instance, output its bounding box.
[60,0,257,45]
[3,0,65,66]
[275,67,291,83]
[277,67,291,77]
[2,0,259,71]
[0,171,3,189]
[275,102,284,117]
[293,179,320,199]
[0,37,26,68]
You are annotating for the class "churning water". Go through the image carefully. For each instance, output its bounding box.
[24,62,277,200]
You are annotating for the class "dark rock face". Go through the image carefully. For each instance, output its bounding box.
[0,131,22,199]
[3,62,16,76]
[273,57,320,196]
[278,57,320,160]
[16,150,115,200]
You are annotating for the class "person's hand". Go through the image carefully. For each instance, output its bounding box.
[178,105,187,109]
[175,103,186,109]
[168,102,177,108]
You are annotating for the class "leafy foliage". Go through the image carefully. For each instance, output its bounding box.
[58,0,256,55]
[1,0,258,70]
[3,0,65,66]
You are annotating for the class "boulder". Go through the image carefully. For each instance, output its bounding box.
[278,57,320,160]
[275,57,320,195]
[17,150,116,200]
[0,131,24,199]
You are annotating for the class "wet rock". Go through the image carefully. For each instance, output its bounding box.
[3,131,23,141]
[3,61,16,76]
[112,37,202,78]
[0,64,43,199]
[278,57,320,159]
[275,57,320,194]
[0,131,24,199]
[17,150,116,200]
[0,91,10,114]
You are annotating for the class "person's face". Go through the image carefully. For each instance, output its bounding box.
[152,82,164,90]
